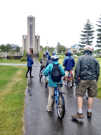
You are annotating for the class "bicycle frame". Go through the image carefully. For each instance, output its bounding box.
[39,68,45,82]
[54,86,65,119]
[64,71,73,88]
[54,86,65,110]
[67,71,73,81]
[54,87,60,108]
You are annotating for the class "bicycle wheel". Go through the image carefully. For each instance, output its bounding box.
[67,81,73,88]
[57,94,65,120]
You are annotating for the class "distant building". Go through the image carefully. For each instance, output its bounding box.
[22,16,40,56]
[0,44,22,57]
[35,35,40,54]
[71,44,80,53]
[22,35,28,52]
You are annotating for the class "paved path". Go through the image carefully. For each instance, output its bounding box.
[0,63,26,66]
[24,62,101,135]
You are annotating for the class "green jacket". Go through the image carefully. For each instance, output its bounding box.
[43,61,65,87]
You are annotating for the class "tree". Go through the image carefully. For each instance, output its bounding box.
[0,45,6,52]
[6,44,12,53]
[56,42,66,54]
[47,47,55,55]
[16,46,20,56]
[80,19,94,48]
[96,16,101,51]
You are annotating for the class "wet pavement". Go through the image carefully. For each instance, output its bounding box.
[24,62,101,135]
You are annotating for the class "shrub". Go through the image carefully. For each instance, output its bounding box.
[20,51,27,62]
[38,51,43,61]
[20,57,27,62]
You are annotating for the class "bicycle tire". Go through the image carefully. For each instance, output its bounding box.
[45,81,48,88]
[39,73,42,83]
[57,94,65,119]
[67,81,73,88]
[57,105,65,120]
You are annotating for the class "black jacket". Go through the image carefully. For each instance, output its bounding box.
[75,54,100,84]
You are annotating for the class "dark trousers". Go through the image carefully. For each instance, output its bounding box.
[26,67,32,77]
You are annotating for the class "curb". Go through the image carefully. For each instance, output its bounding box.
[22,87,28,135]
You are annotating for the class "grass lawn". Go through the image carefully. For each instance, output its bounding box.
[59,57,101,99]
[0,59,26,64]
[0,66,27,135]
[97,69,101,99]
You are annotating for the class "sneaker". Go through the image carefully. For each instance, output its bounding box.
[46,106,52,112]
[87,112,92,119]
[30,76,33,78]
[72,113,84,122]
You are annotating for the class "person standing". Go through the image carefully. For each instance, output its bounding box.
[26,51,34,78]
[72,45,100,121]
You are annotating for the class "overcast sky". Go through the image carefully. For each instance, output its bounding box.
[0,0,101,48]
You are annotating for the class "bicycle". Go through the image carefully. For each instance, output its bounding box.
[54,84,65,120]
[64,71,73,88]
[39,68,48,88]
[39,64,45,82]
[39,69,43,83]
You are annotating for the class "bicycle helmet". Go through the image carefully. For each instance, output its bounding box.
[52,51,56,56]
[51,55,59,61]
[84,45,94,52]
[65,50,72,56]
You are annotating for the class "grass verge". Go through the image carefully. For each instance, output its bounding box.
[97,69,101,98]
[0,66,27,135]
[0,59,26,64]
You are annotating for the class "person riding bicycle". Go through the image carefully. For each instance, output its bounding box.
[43,55,65,112]
[44,55,52,88]
[72,45,100,121]
[40,54,47,72]
[46,55,52,67]
[45,50,50,59]
[63,50,75,85]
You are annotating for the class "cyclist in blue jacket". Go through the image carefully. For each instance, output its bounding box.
[63,51,75,84]
[43,55,65,112]
[46,55,52,67]
[26,52,34,78]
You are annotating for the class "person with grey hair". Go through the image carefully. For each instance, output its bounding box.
[72,45,100,122]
